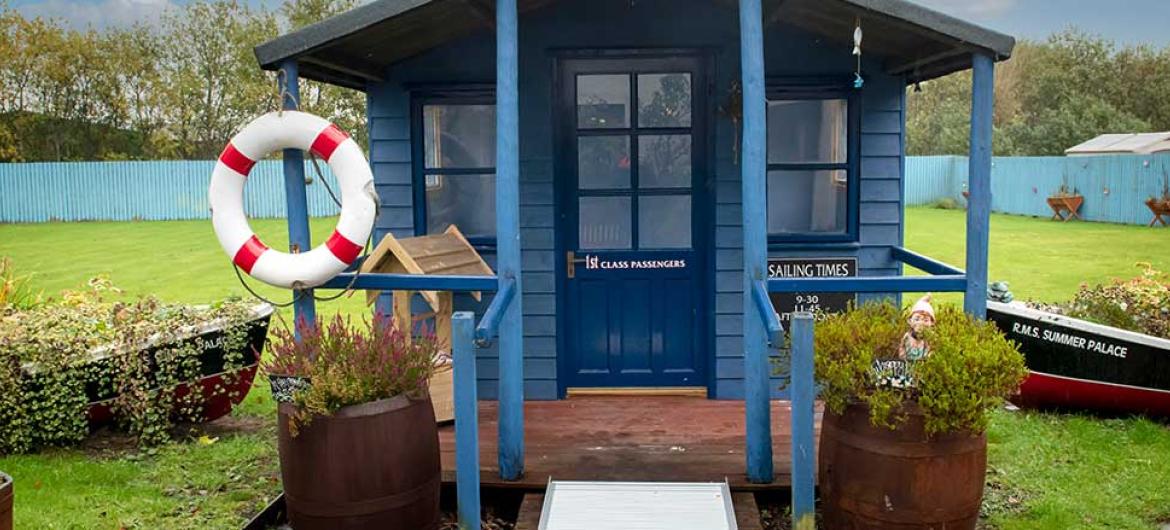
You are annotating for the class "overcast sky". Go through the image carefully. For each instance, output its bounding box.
[10,0,1170,48]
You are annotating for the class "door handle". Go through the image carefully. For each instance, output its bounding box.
[567,251,588,279]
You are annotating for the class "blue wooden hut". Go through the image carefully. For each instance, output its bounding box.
[253,0,1011,521]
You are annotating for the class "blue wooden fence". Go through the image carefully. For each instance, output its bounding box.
[3,154,1169,224]
[905,154,1170,225]
[0,160,342,222]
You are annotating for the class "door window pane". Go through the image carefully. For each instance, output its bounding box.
[767,170,847,235]
[423,105,496,169]
[638,73,692,128]
[578,136,630,189]
[580,196,632,249]
[425,173,497,238]
[638,135,691,188]
[638,195,691,249]
[578,74,630,129]
[766,99,847,164]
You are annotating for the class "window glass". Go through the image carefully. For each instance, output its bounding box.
[638,195,691,249]
[423,105,496,169]
[425,173,496,238]
[766,170,847,235]
[578,136,631,189]
[637,73,691,128]
[580,196,632,249]
[766,99,847,164]
[578,74,630,129]
[637,135,690,188]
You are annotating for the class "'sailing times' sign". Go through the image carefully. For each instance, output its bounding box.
[767,257,858,322]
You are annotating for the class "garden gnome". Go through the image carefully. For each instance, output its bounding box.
[898,294,935,361]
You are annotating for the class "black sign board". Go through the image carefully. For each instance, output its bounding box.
[767,257,858,322]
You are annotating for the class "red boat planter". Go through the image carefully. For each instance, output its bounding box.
[988,301,1170,416]
[266,315,443,530]
[0,472,11,530]
[81,303,273,425]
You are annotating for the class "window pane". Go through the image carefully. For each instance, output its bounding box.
[425,173,496,238]
[638,135,691,188]
[578,74,630,129]
[639,195,691,249]
[578,136,630,189]
[767,170,847,235]
[423,105,496,169]
[638,73,691,128]
[580,196,632,250]
[766,99,847,164]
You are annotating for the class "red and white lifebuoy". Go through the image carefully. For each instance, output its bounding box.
[209,111,377,289]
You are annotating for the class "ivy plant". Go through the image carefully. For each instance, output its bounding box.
[0,275,256,453]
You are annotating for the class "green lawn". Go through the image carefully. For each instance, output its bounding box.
[2,208,1170,529]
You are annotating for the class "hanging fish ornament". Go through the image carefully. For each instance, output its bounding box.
[852,19,864,89]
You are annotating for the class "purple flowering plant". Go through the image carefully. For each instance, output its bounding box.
[265,314,442,435]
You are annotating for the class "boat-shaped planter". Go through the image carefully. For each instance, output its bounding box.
[21,303,274,426]
[987,301,1170,417]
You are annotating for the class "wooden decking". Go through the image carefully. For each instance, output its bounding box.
[437,396,822,491]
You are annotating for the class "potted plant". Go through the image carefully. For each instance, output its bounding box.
[813,298,1027,530]
[0,471,11,530]
[1144,181,1170,226]
[265,314,443,530]
[1047,183,1083,221]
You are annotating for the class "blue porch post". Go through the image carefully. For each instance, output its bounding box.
[789,313,816,527]
[453,312,481,530]
[280,59,317,332]
[964,53,994,318]
[738,0,773,483]
[495,0,525,481]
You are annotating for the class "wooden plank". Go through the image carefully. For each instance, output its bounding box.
[566,387,708,398]
[437,397,821,491]
[514,493,544,530]
[733,492,764,530]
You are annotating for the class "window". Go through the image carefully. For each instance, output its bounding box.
[766,88,858,244]
[413,92,497,243]
[573,71,696,251]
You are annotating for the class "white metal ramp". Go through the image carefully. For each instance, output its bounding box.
[537,481,738,530]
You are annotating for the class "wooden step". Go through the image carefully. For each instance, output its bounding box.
[514,491,763,529]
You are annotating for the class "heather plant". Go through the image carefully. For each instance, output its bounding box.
[0,275,256,453]
[266,314,442,436]
[810,301,1026,435]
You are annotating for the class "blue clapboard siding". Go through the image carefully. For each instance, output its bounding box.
[905,154,1170,225]
[0,160,344,223]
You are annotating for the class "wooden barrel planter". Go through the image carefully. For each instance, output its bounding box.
[0,472,12,530]
[277,395,441,530]
[819,402,987,530]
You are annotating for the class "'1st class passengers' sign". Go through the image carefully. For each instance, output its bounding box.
[768,257,857,322]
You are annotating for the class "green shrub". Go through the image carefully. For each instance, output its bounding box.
[930,197,963,210]
[811,302,1027,435]
[1042,263,1170,339]
[0,257,42,310]
[265,315,442,436]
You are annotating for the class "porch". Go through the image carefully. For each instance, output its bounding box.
[437,396,823,490]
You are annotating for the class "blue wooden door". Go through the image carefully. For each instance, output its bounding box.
[557,55,710,389]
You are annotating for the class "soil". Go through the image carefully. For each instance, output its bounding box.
[79,413,271,458]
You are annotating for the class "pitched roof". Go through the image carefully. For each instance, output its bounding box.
[1066,133,1170,155]
[255,0,1015,89]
